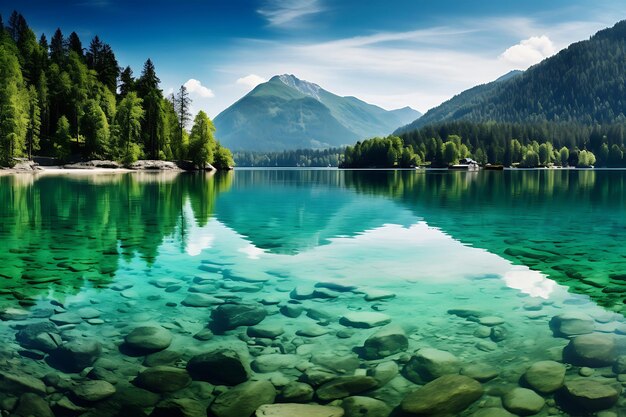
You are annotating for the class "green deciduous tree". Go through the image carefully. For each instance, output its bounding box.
[81,99,109,158]
[0,45,28,165]
[114,92,144,164]
[53,115,71,160]
[189,110,216,169]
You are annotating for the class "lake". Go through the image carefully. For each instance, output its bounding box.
[0,169,625,416]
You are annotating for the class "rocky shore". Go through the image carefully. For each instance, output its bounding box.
[0,159,217,173]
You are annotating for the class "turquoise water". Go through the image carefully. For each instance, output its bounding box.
[0,169,625,416]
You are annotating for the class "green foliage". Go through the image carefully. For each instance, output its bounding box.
[397,21,626,132]
[577,150,597,168]
[0,11,234,166]
[188,110,216,169]
[26,85,41,159]
[559,147,570,167]
[234,148,344,167]
[213,142,235,169]
[0,44,28,165]
[114,92,144,163]
[53,115,71,160]
[520,150,540,168]
[442,141,460,165]
[342,136,417,168]
[81,99,109,158]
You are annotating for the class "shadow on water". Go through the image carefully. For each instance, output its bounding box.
[0,171,233,304]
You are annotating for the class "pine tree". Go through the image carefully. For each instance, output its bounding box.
[174,85,192,149]
[114,92,144,164]
[0,45,28,165]
[67,31,83,58]
[26,85,41,159]
[49,28,65,64]
[53,115,71,160]
[118,66,135,99]
[82,99,109,158]
[137,59,164,159]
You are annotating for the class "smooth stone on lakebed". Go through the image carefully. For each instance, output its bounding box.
[134,366,191,392]
[124,326,172,353]
[151,398,207,417]
[279,382,314,402]
[523,361,565,393]
[564,333,617,367]
[256,403,344,417]
[340,312,391,329]
[211,381,276,417]
[49,339,102,372]
[342,396,391,417]
[296,324,329,337]
[50,312,83,325]
[502,388,545,416]
[186,348,250,385]
[16,322,62,352]
[362,324,408,359]
[182,293,225,307]
[561,379,621,412]
[14,393,54,417]
[247,322,285,339]
[316,376,378,401]
[461,363,499,382]
[403,348,461,384]
[401,375,483,416]
[362,289,396,302]
[0,371,46,395]
[253,354,299,373]
[72,380,116,401]
[211,304,267,330]
[550,312,595,337]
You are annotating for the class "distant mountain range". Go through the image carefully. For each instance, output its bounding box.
[214,74,421,151]
[396,20,626,134]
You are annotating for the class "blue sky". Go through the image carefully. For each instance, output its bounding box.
[2,0,624,118]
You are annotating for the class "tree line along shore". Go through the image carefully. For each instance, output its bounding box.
[0,11,233,170]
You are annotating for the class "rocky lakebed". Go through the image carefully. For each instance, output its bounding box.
[2,250,626,417]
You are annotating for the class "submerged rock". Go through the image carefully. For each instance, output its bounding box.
[400,375,483,416]
[151,398,207,417]
[182,293,225,307]
[253,354,299,373]
[341,396,391,417]
[72,380,116,401]
[16,322,61,352]
[14,393,54,417]
[134,366,191,392]
[403,348,461,384]
[211,304,267,330]
[471,408,515,417]
[523,360,565,393]
[210,381,276,417]
[186,348,250,385]
[316,376,378,401]
[256,403,344,417]
[0,371,46,395]
[564,333,617,367]
[550,312,595,337]
[296,324,329,337]
[362,324,408,359]
[279,382,314,402]
[49,339,102,372]
[340,312,391,329]
[460,363,499,382]
[561,379,621,412]
[502,388,545,415]
[124,326,172,353]
[247,322,285,339]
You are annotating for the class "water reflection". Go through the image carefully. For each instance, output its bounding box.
[0,172,232,302]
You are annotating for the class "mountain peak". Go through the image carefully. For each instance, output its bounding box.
[272,74,323,100]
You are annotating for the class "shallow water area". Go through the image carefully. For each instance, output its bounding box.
[1,169,625,417]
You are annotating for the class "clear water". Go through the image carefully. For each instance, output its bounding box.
[0,169,625,416]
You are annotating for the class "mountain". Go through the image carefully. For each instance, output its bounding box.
[396,19,626,134]
[395,71,523,135]
[214,74,421,151]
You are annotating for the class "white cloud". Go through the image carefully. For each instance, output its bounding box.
[183,79,215,98]
[236,74,266,88]
[258,0,324,27]
[499,35,557,68]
